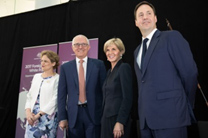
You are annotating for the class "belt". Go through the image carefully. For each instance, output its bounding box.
[78,103,87,107]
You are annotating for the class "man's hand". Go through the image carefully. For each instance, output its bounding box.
[59,120,68,131]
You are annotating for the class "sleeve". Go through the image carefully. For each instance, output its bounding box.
[25,74,37,110]
[168,30,198,108]
[99,60,107,89]
[117,64,133,125]
[58,65,68,122]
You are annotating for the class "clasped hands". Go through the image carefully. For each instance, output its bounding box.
[26,111,39,126]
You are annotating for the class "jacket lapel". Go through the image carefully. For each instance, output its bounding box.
[86,58,94,86]
[142,30,160,77]
[71,60,78,87]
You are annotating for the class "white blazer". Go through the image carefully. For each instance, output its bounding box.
[25,73,59,115]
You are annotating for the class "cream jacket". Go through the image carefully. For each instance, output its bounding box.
[25,73,59,115]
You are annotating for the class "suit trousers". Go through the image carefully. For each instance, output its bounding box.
[140,121,187,138]
[68,106,101,138]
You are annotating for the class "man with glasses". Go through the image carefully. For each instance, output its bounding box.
[58,34,106,138]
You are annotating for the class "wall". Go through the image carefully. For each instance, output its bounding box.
[0,0,68,18]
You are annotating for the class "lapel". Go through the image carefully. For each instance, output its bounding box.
[86,58,94,86]
[111,60,122,73]
[103,60,122,103]
[71,59,79,87]
[142,30,160,77]
[106,60,122,81]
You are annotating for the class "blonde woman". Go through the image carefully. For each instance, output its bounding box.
[101,38,133,138]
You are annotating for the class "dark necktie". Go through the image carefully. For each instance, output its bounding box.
[79,59,86,103]
[141,38,149,71]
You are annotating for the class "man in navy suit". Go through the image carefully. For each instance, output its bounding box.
[134,1,198,138]
[58,34,106,138]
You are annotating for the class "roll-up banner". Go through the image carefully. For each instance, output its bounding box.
[15,44,64,138]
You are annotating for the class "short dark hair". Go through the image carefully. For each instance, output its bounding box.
[134,1,156,20]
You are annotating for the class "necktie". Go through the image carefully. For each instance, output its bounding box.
[79,59,86,103]
[141,38,149,71]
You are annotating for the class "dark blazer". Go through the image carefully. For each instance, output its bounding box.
[134,30,198,130]
[58,58,106,128]
[102,60,133,125]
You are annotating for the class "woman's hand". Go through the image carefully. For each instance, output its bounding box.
[25,109,34,126]
[32,113,40,122]
[113,122,124,138]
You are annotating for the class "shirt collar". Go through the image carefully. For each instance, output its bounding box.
[76,56,88,64]
[142,28,157,41]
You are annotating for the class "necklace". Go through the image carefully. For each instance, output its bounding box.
[42,72,56,79]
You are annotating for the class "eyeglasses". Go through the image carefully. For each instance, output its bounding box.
[73,43,89,48]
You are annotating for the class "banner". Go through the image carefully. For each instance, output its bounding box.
[58,38,99,72]
[15,44,63,138]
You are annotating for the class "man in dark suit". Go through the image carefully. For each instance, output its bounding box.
[133,1,198,138]
[58,34,106,138]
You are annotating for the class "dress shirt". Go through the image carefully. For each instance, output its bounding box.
[76,56,88,80]
[76,56,88,104]
[137,28,157,68]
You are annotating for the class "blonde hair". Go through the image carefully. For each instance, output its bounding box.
[103,38,125,54]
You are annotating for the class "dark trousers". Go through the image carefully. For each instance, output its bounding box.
[140,121,187,138]
[101,115,131,138]
[68,106,100,138]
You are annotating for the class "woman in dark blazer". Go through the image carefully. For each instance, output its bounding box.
[101,38,133,138]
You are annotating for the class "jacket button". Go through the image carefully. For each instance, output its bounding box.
[142,81,145,83]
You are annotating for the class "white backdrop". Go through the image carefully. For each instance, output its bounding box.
[0,0,68,18]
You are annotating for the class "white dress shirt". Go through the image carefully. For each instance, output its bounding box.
[76,56,88,80]
[76,56,88,104]
[137,28,157,68]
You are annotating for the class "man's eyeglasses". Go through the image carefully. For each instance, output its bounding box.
[73,43,89,48]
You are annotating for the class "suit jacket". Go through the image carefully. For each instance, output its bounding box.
[58,57,106,128]
[102,60,133,126]
[134,30,198,129]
